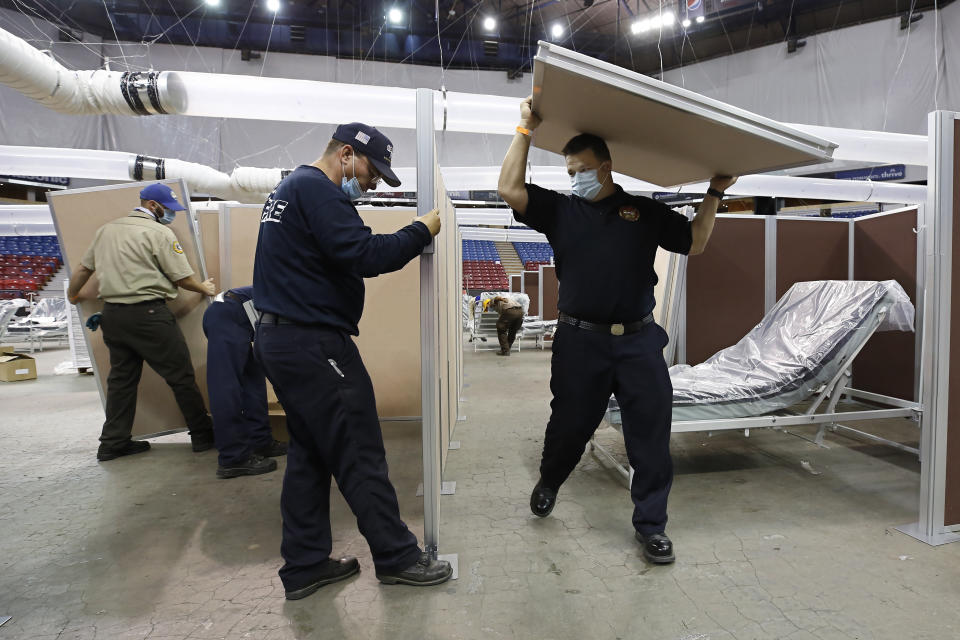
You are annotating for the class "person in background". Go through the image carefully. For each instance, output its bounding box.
[67,182,217,462]
[489,295,524,355]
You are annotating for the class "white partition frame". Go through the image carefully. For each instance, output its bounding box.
[416,88,442,560]
[898,111,960,546]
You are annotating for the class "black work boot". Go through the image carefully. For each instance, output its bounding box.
[284,557,360,600]
[97,439,151,462]
[635,531,675,564]
[530,480,557,517]
[254,439,288,457]
[216,454,278,479]
[376,553,453,586]
[190,429,215,452]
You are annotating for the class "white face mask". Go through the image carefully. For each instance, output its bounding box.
[570,168,606,200]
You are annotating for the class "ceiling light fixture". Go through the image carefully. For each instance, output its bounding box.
[483,16,496,31]
[388,7,404,24]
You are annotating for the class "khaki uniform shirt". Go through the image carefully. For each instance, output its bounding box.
[490,297,523,314]
[80,209,194,304]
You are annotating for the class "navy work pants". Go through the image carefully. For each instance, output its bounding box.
[202,300,271,466]
[253,321,421,590]
[540,321,674,535]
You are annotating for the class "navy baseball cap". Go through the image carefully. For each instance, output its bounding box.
[332,122,401,188]
[139,183,186,211]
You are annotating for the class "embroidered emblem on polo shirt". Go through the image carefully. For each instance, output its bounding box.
[619,206,640,222]
[173,241,184,254]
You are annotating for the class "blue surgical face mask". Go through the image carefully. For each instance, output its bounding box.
[159,207,176,225]
[341,155,364,201]
[570,168,605,201]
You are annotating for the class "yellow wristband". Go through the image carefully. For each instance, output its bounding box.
[516,126,531,137]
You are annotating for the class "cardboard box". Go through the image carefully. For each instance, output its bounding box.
[0,347,38,382]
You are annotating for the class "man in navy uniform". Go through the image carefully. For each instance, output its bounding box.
[202,285,287,479]
[253,122,451,600]
[498,97,737,564]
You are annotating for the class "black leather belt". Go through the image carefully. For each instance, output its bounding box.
[104,298,164,307]
[224,290,247,304]
[558,311,654,336]
[259,312,297,325]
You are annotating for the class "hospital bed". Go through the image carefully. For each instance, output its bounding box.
[590,280,920,484]
[3,297,69,351]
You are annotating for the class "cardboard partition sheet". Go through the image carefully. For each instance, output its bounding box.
[539,265,559,321]
[49,180,210,438]
[776,218,849,298]
[355,207,423,419]
[531,42,836,187]
[216,202,424,419]
[523,271,540,317]
[853,209,919,401]
[192,205,223,288]
[686,217,765,365]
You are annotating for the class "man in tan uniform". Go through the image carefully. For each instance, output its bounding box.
[489,295,524,355]
[67,183,217,461]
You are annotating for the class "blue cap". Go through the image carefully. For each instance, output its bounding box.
[139,183,186,211]
[332,122,401,188]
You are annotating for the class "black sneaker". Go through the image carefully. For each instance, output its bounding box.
[284,557,360,600]
[216,454,278,479]
[635,531,675,564]
[376,552,453,586]
[254,439,288,458]
[190,429,215,453]
[97,440,151,461]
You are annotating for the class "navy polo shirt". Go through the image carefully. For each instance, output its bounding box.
[514,183,692,322]
[253,165,432,334]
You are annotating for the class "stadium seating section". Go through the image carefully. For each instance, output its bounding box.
[0,236,62,299]
[461,239,508,291]
[513,241,554,272]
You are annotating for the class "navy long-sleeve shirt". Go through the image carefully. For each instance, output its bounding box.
[253,165,432,334]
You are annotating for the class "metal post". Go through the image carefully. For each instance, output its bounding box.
[897,111,960,545]
[764,215,777,313]
[218,203,232,291]
[416,88,441,557]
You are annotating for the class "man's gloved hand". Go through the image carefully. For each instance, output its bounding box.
[85,312,103,332]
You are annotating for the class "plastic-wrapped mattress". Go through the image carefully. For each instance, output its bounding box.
[608,280,914,423]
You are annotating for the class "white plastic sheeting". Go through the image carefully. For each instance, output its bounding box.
[667,280,914,421]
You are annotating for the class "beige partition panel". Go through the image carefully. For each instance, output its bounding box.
[355,207,423,419]
[49,180,210,438]
[435,161,460,466]
[193,204,223,288]
[217,204,424,419]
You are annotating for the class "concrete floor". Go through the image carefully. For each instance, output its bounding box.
[2,343,959,640]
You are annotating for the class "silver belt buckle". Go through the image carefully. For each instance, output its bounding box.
[610,323,625,336]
